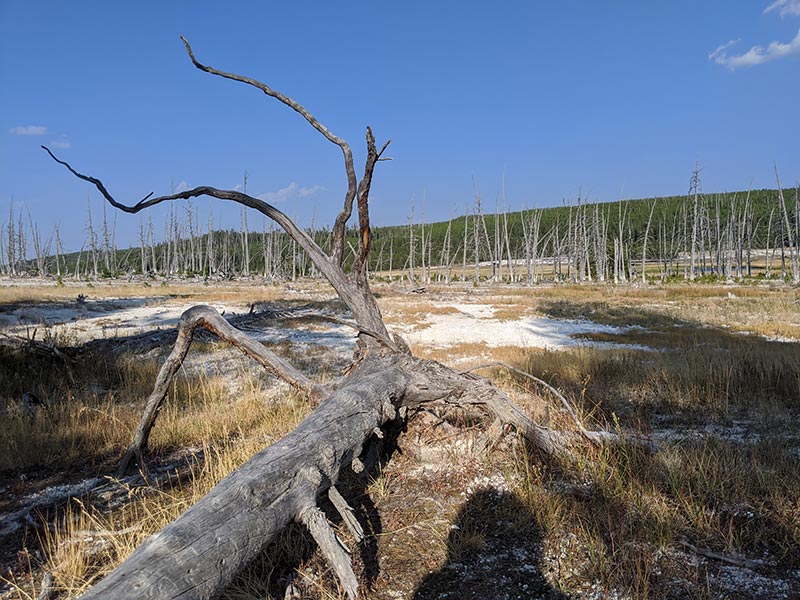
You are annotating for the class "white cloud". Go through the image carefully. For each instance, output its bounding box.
[764,0,800,17]
[173,180,190,193]
[708,39,740,62]
[9,125,47,135]
[49,135,71,149]
[258,182,324,203]
[298,184,324,198]
[710,28,800,69]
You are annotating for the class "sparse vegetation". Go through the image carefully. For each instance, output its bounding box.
[2,280,798,598]
[1,28,795,599]
[4,182,799,285]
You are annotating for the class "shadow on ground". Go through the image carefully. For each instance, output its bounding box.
[413,488,566,600]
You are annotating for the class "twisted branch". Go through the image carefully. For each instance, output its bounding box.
[180,35,358,266]
[117,305,328,477]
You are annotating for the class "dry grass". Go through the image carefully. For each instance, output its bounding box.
[380,302,461,329]
[499,326,800,595]
[0,345,300,473]
[2,378,312,599]
[3,280,800,598]
[0,278,302,305]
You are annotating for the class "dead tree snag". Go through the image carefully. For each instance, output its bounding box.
[45,37,653,599]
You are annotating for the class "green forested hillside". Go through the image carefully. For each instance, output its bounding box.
[5,186,798,282]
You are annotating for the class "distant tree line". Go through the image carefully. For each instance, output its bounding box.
[2,170,798,284]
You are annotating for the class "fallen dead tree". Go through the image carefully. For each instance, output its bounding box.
[45,37,654,599]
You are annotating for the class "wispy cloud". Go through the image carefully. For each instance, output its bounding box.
[298,184,324,198]
[764,0,800,17]
[172,180,190,193]
[49,135,71,149]
[710,28,800,69]
[709,39,740,62]
[258,182,324,203]
[9,125,47,136]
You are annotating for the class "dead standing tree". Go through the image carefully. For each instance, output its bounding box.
[45,37,650,600]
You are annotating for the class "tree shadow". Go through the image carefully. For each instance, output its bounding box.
[527,299,800,423]
[413,488,567,600]
[504,292,800,597]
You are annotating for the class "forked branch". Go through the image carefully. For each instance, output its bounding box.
[353,128,391,276]
[117,305,328,477]
[44,35,394,340]
[180,35,363,267]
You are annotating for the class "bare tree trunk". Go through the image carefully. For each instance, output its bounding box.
[388,232,393,280]
[521,207,531,285]
[102,201,111,275]
[461,209,468,282]
[0,228,8,276]
[494,196,501,282]
[766,207,774,278]
[641,199,656,284]
[442,217,452,284]
[501,187,514,283]
[420,197,427,284]
[45,38,652,600]
[473,205,481,283]
[54,224,63,278]
[243,172,250,277]
[775,164,798,282]
[86,195,99,279]
[6,202,16,277]
[690,163,700,281]
[407,196,416,283]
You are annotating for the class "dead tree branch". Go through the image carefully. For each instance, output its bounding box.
[117,305,328,477]
[43,35,393,344]
[463,361,660,453]
[44,36,658,599]
[181,34,360,269]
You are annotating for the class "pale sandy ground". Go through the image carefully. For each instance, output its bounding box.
[394,302,646,350]
[0,297,243,343]
[1,289,797,599]
[0,296,644,352]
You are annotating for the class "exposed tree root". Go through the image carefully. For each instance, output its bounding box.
[42,35,660,599]
[92,306,660,599]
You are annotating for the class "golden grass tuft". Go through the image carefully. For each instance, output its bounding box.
[4,280,800,598]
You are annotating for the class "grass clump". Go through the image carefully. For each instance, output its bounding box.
[4,394,312,600]
[502,315,800,595]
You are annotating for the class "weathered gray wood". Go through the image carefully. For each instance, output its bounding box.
[88,337,647,599]
[116,305,328,477]
[83,358,408,599]
[328,486,365,542]
[298,505,358,599]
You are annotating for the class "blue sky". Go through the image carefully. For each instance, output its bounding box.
[2,1,799,252]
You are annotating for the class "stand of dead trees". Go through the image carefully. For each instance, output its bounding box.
[45,37,658,599]
[6,174,798,284]
[7,160,798,283]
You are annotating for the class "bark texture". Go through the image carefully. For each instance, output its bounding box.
[43,36,655,600]
[84,358,407,600]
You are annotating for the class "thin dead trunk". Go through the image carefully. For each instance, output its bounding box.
[45,38,654,600]
[641,199,656,284]
[690,163,700,281]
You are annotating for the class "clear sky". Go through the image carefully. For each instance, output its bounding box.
[2,1,799,252]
